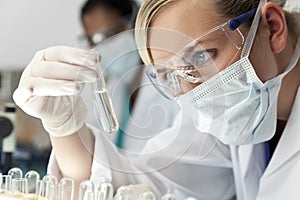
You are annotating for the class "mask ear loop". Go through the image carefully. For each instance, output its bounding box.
[240,0,267,58]
[278,36,300,76]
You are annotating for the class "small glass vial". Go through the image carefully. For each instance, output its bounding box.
[92,55,119,134]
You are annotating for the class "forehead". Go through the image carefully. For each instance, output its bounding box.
[148,1,222,63]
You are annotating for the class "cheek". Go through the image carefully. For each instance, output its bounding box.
[249,36,279,82]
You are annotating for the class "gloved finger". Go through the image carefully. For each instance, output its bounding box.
[32,60,98,83]
[13,87,33,110]
[28,77,84,96]
[17,50,44,86]
[43,46,99,69]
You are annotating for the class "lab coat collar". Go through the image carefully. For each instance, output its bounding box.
[262,86,300,178]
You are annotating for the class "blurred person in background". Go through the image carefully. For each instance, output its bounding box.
[79,0,179,151]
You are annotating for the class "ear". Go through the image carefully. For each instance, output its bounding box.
[260,2,288,53]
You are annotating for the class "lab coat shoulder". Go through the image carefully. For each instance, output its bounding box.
[257,86,300,200]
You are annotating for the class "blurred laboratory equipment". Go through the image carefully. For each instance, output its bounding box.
[0,69,52,177]
[0,103,16,174]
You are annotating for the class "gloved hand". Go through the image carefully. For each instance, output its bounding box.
[13,46,99,137]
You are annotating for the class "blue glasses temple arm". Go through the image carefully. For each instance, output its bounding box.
[228,8,258,31]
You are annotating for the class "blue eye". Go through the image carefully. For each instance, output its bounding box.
[194,51,212,64]
[196,52,207,63]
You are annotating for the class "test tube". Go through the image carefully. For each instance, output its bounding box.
[91,51,119,134]
[0,173,2,192]
[45,183,57,199]
[138,191,156,200]
[185,197,198,200]
[96,182,113,200]
[36,180,42,197]
[25,170,40,194]
[161,193,176,200]
[11,178,28,197]
[79,180,95,200]
[1,175,12,192]
[8,167,23,179]
[114,186,133,200]
[40,174,58,199]
[58,178,75,200]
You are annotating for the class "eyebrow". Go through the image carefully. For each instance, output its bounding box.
[150,49,175,63]
[183,33,223,54]
[151,28,224,63]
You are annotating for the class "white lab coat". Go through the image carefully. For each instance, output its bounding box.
[232,86,300,200]
[49,88,300,200]
[120,69,180,152]
[233,2,300,195]
[49,107,236,200]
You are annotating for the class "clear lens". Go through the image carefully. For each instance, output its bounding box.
[147,23,244,99]
[146,67,180,100]
[78,20,125,49]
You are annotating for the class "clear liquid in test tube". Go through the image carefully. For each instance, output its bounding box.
[92,57,119,134]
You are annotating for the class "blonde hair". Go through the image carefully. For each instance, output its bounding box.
[135,0,299,65]
[135,0,176,65]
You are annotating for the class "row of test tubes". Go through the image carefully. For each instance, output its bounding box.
[0,167,197,200]
[0,167,76,200]
[0,167,113,200]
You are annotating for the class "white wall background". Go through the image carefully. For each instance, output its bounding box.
[0,0,142,71]
[0,0,86,70]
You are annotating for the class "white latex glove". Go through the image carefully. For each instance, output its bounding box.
[13,46,98,137]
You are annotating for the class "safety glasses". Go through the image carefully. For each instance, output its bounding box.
[78,19,125,48]
[146,8,257,100]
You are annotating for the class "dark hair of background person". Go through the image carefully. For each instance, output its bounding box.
[80,0,138,28]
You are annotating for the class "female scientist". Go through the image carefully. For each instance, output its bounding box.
[13,0,300,199]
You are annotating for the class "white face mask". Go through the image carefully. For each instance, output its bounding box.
[179,1,300,145]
